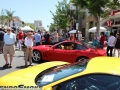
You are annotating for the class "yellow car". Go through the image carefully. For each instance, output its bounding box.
[0,57,120,90]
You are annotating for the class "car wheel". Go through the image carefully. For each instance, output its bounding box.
[32,50,42,62]
[76,56,88,62]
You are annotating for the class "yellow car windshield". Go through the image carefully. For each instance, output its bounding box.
[35,60,88,87]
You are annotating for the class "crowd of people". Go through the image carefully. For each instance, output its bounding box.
[0,27,120,68]
[0,27,65,68]
[92,32,120,57]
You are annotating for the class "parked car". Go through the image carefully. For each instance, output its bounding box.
[32,40,106,62]
[0,57,120,90]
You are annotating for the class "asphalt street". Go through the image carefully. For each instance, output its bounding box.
[0,49,119,77]
[0,51,40,77]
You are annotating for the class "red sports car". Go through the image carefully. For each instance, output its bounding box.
[32,40,106,63]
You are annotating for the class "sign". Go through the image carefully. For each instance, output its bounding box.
[70,3,76,10]
[76,23,78,30]
[106,20,113,27]
[42,74,55,82]
[110,11,114,16]
[110,10,120,16]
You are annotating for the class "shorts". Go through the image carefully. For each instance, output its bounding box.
[3,45,15,55]
[0,41,4,48]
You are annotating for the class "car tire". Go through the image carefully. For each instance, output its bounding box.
[76,56,88,62]
[32,50,42,62]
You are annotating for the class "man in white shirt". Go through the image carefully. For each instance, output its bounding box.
[24,32,33,66]
[106,32,116,57]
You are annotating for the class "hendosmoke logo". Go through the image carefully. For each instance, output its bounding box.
[0,84,41,89]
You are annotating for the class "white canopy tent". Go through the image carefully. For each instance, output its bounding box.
[88,27,107,32]
[69,30,76,33]
[21,26,34,31]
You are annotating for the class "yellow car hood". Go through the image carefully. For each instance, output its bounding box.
[0,61,69,86]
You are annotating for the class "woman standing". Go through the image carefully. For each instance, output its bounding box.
[70,33,76,41]
[78,31,82,42]
[53,31,59,44]
[114,33,120,58]
[24,32,33,66]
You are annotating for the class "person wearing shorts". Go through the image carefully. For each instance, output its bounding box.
[3,27,16,68]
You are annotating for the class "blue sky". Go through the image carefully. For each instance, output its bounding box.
[0,0,69,30]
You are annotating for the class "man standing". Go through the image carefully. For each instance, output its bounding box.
[106,32,116,57]
[44,31,50,45]
[0,28,5,53]
[34,30,41,46]
[3,27,16,68]
[99,32,105,49]
[17,29,24,50]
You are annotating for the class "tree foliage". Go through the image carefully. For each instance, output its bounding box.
[49,23,57,32]
[0,9,20,28]
[0,9,6,28]
[71,0,120,36]
[50,0,70,30]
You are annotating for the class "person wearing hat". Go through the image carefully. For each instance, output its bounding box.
[24,32,33,66]
[3,27,16,68]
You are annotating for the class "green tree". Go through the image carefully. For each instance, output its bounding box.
[5,9,20,27]
[49,23,57,32]
[0,9,6,28]
[50,0,70,30]
[71,0,120,36]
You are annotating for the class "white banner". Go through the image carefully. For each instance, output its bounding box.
[70,3,76,10]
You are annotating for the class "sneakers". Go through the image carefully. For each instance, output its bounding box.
[3,63,9,68]
[3,63,12,68]
[8,64,12,68]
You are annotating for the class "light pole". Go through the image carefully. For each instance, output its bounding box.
[76,6,79,39]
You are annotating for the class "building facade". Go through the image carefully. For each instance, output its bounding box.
[79,8,120,41]
[101,9,120,35]
[8,18,23,28]
[34,20,42,30]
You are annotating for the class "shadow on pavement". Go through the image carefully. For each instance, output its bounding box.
[13,55,24,58]
[16,65,34,69]
[0,67,11,70]
[16,65,28,69]
[0,67,5,70]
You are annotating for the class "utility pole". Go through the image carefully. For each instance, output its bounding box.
[76,6,78,39]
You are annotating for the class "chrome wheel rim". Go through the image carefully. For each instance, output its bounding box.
[32,51,41,61]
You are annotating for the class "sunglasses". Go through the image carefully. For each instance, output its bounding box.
[7,30,11,31]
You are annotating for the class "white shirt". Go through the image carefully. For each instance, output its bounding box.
[78,34,82,41]
[24,37,33,47]
[107,36,116,47]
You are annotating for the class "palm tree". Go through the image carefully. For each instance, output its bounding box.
[5,9,20,27]
[0,9,6,28]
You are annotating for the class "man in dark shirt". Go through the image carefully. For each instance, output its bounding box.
[0,28,5,53]
[44,31,50,45]
[99,32,105,49]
